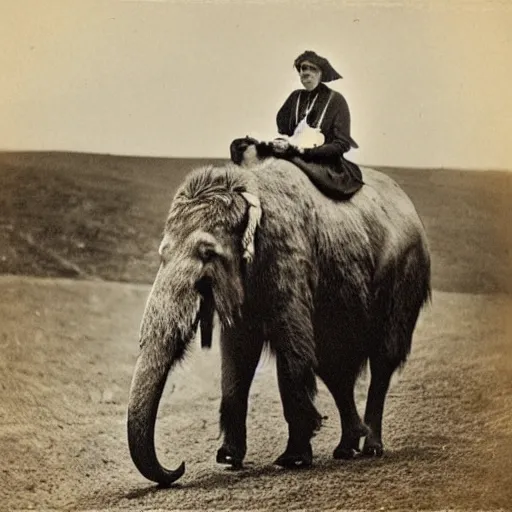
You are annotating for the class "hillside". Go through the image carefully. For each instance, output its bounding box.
[1,150,511,294]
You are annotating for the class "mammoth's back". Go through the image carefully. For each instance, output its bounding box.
[252,161,429,270]
[253,161,426,237]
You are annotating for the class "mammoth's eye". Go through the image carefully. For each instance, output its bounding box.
[192,231,228,264]
[197,243,218,262]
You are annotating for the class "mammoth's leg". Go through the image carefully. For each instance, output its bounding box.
[275,357,322,468]
[362,356,396,457]
[363,241,430,457]
[319,367,369,460]
[272,314,322,468]
[363,306,417,457]
[363,282,423,456]
[217,327,264,469]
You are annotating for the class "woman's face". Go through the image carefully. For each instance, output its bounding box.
[299,60,322,91]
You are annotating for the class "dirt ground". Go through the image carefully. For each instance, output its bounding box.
[1,277,511,511]
[1,152,511,511]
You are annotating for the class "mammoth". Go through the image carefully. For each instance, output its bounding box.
[127,158,431,486]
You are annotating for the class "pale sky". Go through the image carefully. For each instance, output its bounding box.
[1,0,511,170]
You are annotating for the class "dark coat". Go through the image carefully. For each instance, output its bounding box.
[276,82,359,161]
[229,84,364,200]
[275,82,363,197]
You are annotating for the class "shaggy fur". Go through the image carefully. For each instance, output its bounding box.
[127,158,431,486]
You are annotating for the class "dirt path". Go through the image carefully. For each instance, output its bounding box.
[1,275,511,511]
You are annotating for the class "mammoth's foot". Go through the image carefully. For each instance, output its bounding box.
[274,441,313,469]
[362,434,384,457]
[333,422,371,460]
[216,445,245,470]
[333,442,360,460]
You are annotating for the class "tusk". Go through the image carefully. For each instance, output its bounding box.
[240,192,261,264]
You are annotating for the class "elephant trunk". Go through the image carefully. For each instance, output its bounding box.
[127,341,185,486]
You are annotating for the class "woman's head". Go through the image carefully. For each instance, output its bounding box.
[294,50,342,90]
[298,60,322,91]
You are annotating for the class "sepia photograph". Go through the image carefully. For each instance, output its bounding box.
[1,0,511,510]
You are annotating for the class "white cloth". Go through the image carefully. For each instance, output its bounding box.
[287,117,325,149]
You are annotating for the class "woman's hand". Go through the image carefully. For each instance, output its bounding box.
[272,138,290,153]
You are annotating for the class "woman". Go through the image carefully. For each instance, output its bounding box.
[274,50,357,158]
[273,50,363,196]
[229,50,363,198]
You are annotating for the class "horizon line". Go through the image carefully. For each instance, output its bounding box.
[0,148,511,174]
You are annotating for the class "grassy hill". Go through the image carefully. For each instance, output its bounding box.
[0,150,510,295]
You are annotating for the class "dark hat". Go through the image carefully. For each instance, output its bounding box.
[294,50,342,82]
